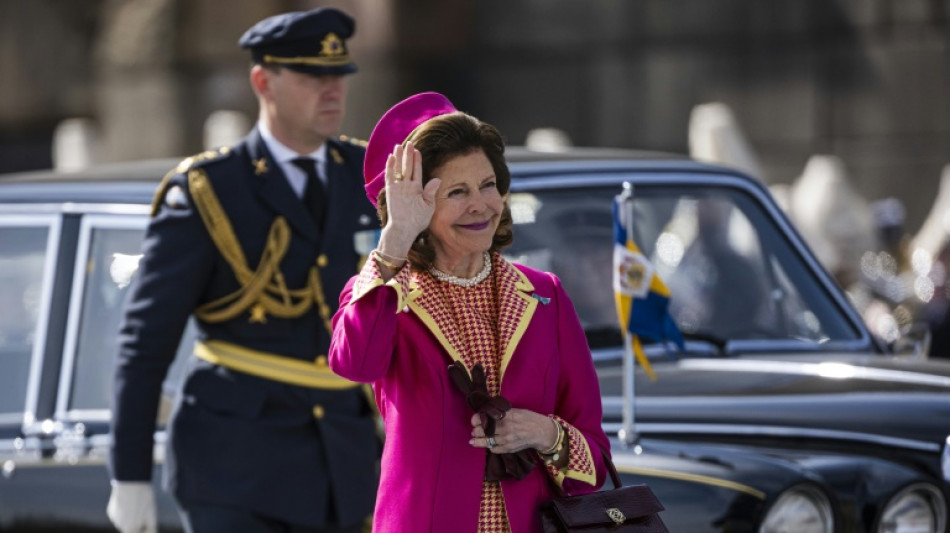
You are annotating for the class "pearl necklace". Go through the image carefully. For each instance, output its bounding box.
[429,252,492,287]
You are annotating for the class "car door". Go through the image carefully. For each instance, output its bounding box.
[1,211,193,531]
[0,213,77,529]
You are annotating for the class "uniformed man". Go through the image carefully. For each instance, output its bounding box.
[106,8,380,533]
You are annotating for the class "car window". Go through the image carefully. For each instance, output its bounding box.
[0,222,53,419]
[506,187,619,346]
[61,217,195,423]
[505,181,862,350]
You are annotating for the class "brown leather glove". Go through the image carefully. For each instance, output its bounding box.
[448,361,537,481]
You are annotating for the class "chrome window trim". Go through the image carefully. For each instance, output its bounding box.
[0,432,166,468]
[675,358,950,388]
[601,421,942,453]
[61,410,111,422]
[0,436,43,458]
[509,170,875,349]
[57,214,148,421]
[0,214,61,427]
[0,414,24,424]
[0,202,150,216]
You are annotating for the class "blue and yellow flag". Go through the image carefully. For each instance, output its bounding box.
[612,195,684,380]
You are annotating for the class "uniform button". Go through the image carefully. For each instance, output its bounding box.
[317,254,329,267]
[312,405,325,419]
[315,355,328,366]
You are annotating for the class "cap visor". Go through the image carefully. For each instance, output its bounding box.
[283,63,358,76]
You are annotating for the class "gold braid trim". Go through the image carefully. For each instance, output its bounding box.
[194,340,359,389]
[150,148,232,217]
[308,264,333,333]
[149,168,179,217]
[186,168,329,326]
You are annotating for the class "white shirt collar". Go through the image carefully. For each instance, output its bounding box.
[258,122,328,197]
[258,121,327,169]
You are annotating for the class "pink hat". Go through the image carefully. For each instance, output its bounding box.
[363,92,458,207]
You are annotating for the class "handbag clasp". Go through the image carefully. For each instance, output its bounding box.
[606,507,626,524]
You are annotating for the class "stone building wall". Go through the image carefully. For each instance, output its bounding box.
[459,0,949,231]
[0,0,946,232]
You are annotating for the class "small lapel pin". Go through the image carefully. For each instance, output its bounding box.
[253,158,269,175]
[531,293,551,305]
[330,148,344,164]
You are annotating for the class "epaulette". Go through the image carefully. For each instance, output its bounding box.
[150,146,233,216]
[173,145,234,173]
[338,134,367,148]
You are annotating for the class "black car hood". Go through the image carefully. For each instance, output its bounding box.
[605,353,950,446]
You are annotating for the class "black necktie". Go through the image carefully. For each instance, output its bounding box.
[291,157,327,230]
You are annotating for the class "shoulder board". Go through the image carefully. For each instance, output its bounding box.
[151,146,233,216]
[173,146,233,174]
[337,134,367,148]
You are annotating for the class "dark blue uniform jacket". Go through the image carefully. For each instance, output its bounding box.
[109,129,380,527]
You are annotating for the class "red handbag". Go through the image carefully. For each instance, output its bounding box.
[540,448,669,533]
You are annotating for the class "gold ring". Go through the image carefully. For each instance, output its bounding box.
[393,171,404,182]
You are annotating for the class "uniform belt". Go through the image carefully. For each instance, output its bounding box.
[194,340,360,390]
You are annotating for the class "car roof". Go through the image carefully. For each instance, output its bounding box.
[0,148,751,206]
[0,158,180,184]
[505,146,687,163]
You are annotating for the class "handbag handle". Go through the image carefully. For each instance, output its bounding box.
[602,447,623,490]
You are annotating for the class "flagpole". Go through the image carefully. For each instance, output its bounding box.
[619,331,638,447]
[618,182,638,448]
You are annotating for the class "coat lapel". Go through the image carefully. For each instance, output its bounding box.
[407,273,465,364]
[245,130,320,245]
[493,256,537,382]
[405,254,538,384]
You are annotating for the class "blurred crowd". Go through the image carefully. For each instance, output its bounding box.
[687,102,950,358]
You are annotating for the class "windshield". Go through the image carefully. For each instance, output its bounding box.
[504,181,863,350]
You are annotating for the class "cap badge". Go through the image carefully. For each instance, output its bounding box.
[320,33,345,57]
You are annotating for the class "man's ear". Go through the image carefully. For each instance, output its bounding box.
[249,64,272,98]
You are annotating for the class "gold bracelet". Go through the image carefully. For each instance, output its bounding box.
[539,418,564,456]
[373,249,406,271]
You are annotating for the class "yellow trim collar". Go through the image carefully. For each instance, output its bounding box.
[407,278,463,363]
[496,260,536,382]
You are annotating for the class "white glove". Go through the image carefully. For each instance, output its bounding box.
[106,480,157,533]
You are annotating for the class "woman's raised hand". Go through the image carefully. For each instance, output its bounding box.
[381,141,441,251]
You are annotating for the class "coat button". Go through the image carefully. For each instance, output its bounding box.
[317,254,329,267]
[313,405,325,419]
[315,355,328,366]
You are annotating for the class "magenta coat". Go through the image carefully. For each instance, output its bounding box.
[329,257,610,532]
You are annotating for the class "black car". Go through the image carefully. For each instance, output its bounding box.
[1,149,948,532]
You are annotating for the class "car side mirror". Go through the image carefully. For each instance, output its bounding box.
[891,321,932,359]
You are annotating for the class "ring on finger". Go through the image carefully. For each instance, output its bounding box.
[393,171,404,182]
[487,436,496,449]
